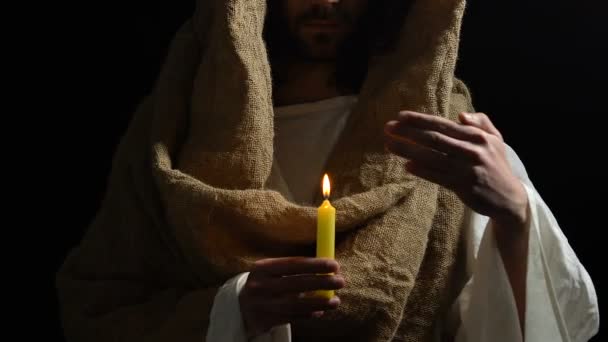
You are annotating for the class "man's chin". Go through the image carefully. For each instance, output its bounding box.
[297,37,340,62]
[302,50,338,63]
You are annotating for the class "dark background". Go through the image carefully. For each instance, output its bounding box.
[42,0,605,340]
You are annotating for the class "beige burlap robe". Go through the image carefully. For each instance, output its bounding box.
[57,0,476,340]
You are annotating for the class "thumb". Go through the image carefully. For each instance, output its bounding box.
[459,112,502,139]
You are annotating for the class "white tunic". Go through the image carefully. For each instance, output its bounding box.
[206,96,599,342]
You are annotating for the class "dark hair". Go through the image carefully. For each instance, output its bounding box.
[263,0,413,94]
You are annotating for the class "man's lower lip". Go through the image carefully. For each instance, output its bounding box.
[304,21,341,28]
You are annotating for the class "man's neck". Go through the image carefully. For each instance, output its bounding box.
[274,61,351,107]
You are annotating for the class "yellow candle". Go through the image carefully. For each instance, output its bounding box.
[316,174,336,299]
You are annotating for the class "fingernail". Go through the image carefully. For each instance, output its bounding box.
[329,297,341,305]
[398,110,413,119]
[464,113,480,124]
[312,311,325,318]
[325,259,339,271]
[333,275,346,288]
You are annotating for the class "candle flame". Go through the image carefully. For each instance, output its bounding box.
[323,174,331,199]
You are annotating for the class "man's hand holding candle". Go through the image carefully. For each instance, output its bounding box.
[239,257,345,338]
[240,174,341,338]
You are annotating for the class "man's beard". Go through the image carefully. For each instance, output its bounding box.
[292,3,355,62]
[290,31,343,63]
[264,1,358,64]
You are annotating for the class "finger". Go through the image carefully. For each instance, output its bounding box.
[311,311,325,318]
[396,111,486,144]
[385,121,481,161]
[254,257,339,277]
[287,310,326,321]
[259,274,345,295]
[384,132,453,171]
[459,112,502,139]
[263,295,341,316]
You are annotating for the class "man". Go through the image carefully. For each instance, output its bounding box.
[56,0,599,341]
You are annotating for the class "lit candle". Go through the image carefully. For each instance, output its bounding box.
[316,174,336,299]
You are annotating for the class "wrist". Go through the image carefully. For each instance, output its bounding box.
[495,181,530,234]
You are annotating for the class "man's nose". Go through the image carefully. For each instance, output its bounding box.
[310,0,340,7]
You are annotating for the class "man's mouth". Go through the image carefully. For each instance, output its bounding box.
[303,20,342,31]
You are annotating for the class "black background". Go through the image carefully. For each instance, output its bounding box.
[40,0,605,340]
